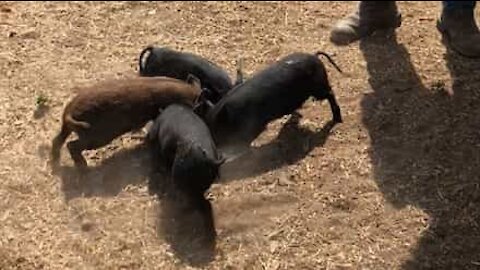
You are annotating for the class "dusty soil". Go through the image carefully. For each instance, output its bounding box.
[1,1,480,269]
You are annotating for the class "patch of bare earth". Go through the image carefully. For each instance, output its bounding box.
[1,1,480,269]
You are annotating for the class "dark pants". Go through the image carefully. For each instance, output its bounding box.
[443,1,476,10]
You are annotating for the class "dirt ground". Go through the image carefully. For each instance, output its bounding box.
[1,1,480,269]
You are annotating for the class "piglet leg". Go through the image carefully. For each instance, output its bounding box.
[67,140,88,171]
[327,93,343,123]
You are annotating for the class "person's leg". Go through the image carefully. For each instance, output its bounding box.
[330,1,401,46]
[438,1,480,58]
[443,1,476,10]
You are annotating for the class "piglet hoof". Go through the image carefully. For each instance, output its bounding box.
[332,108,343,124]
[334,115,343,124]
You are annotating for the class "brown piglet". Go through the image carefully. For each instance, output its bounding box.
[50,75,202,171]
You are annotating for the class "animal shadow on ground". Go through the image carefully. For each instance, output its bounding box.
[56,143,153,201]
[55,139,216,266]
[360,33,480,269]
[155,187,217,267]
[220,112,336,182]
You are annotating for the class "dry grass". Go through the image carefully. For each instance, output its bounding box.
[1,1,480,269]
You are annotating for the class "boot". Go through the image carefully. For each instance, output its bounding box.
[437,8,480,58]
[330,1,402,46]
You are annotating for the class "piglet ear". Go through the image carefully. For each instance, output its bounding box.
[186,74,202,89]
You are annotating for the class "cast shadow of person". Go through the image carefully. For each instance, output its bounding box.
[219,113,336,182]
[360,32,480,269]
